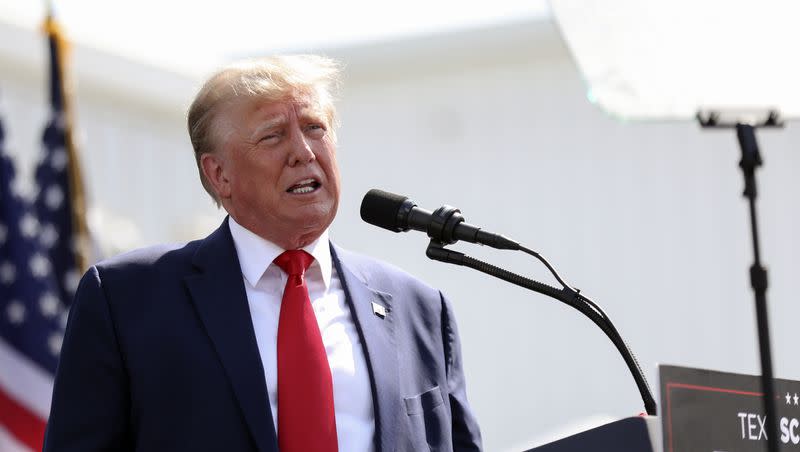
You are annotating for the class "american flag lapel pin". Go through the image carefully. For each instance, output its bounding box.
[371,301,387,318]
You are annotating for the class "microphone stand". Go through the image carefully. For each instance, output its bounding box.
[697,109,782,452]
[424,232,657,415]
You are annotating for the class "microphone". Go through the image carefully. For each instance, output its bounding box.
[361,190,658,416]
[360,189,519,250]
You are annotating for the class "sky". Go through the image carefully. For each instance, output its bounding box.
[0,0,550,76]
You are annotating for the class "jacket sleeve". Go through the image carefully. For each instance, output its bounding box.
[440,292,483,451]
[43,266,132,452]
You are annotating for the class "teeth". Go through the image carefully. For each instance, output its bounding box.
[287,178,319,194]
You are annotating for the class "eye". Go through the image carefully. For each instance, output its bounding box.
[305,123,327,137]
[260,132,281,143]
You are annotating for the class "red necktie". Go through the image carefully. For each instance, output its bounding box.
[274,250,338,452]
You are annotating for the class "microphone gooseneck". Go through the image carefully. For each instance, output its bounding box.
[360,188,658,416]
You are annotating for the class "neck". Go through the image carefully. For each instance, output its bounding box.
[226,214,325,250]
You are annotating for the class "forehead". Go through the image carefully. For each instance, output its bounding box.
[211,92,331,151]
[232,93,326,122]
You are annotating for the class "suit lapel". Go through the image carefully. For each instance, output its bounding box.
[331,245,402,452]
[184,219,277,452]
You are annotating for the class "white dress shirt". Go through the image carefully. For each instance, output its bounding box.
[228,218,376,451]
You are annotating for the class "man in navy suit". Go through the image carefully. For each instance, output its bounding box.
[44,55,482,451]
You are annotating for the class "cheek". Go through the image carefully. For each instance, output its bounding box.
[323,161,341,193]
[318,146,339,176]
[246,155,283,183]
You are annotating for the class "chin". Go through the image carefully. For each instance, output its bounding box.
[294,202,337,223]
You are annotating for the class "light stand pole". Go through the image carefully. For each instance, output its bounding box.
[698,110,783,452]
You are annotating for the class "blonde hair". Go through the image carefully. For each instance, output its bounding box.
[187,55,342,205]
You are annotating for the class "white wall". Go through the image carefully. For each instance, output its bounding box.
[329,20,800,450]
[2,17,799,451]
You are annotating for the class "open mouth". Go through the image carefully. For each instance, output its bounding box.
[286,178,321,194]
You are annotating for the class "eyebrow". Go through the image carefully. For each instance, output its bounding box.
[297,106,327,124]
[247,106,328,141]
[249,115,287,141]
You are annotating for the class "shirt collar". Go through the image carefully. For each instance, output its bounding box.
[228,216,332,289]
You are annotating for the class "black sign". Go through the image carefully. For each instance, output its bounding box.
[660,365,800,452]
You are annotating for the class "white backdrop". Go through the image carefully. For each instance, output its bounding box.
[2,17,799,451]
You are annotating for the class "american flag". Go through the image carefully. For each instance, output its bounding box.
[0,14,87,452]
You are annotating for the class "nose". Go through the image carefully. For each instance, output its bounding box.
[287,129,315,167]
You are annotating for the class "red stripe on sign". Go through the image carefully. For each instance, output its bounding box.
[666,381,764,452]
[0,383,46,451]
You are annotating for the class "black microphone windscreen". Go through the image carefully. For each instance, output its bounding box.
[360,189,408,232]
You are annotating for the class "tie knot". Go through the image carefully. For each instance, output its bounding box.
[274,250,314,277]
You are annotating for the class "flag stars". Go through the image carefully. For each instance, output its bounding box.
[19,213,39,238]
[44,185,64,210]
[40,223,59,248]
[12,178,37,203]
[40,292,61,318]
[64,269,80,294]
[29,253,52,278]
[50,147,68,171]
[0,261,15,285]
[48,333,63,356]
[6,300,25,324]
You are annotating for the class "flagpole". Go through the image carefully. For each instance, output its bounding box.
[43,4,90,272]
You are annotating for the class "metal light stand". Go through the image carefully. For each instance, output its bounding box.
[698,109,783,452]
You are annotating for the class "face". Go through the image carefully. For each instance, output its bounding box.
[202,94,341,249]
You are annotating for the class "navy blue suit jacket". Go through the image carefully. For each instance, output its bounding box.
[44,219,482,451]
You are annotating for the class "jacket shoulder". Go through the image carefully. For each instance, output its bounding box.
[332,245,440,298]
[92,240,201,281]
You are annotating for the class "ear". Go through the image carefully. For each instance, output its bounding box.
[200,152,232,200]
